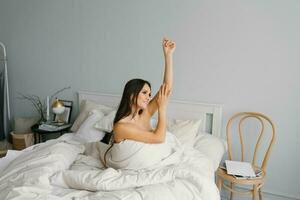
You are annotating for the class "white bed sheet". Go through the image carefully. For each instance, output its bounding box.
[0,132,225,200]
[0,150,22,172]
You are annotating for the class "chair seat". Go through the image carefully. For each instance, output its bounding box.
[217,166,265,186]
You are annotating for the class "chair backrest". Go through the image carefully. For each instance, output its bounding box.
[226,112,275,171]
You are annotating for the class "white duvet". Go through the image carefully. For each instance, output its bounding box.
[0,133,222,200]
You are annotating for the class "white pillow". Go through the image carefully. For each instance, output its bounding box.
[167,119,202,147]
[71,100,114,132]
[94,110,117,132]
[75,110,106,142]
[194,132,227,171]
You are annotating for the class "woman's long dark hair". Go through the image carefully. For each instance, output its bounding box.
[114,78,151,124]
[103,78,151,168]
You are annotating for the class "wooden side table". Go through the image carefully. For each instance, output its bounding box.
[31,124,72,144]
[11,132,34,150]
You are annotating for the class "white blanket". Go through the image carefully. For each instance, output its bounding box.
[0,133,220,200]
[106,132,182,170]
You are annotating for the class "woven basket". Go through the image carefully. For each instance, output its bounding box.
[11,131,34,150]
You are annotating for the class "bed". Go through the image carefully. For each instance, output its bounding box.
[0,91,226,200]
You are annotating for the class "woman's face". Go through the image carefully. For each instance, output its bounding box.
[136,84,151,109]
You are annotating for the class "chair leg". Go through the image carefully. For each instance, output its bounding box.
[252,185,258,200]
[217,177,223,191]
[259,188,263,200]
[230,183,234,200]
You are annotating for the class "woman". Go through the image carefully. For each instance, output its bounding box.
[104,38,176,168]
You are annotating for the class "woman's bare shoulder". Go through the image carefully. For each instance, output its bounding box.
[113,114,152,134]
[113,121,130,142]
[113,120,135,133]
[114,121,127,129]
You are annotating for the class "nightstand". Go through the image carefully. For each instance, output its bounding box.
[31,123,72,144]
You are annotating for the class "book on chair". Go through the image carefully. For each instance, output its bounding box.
[225,160,256,177]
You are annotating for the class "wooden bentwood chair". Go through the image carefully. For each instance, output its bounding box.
[217,112,275,200]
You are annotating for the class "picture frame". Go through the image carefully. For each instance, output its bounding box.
[53,100,73,124]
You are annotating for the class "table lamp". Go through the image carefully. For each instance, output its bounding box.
[52,98,65,122]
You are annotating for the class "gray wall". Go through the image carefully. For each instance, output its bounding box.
[0,0,299,199]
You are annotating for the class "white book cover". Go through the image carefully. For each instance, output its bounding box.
[225,160,256,177]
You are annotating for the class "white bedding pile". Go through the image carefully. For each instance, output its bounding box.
[105,132,181,170]
[0,133,222,200]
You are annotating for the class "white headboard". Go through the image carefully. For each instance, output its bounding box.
[78,91,223,138]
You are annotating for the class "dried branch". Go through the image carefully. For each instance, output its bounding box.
[50,86,71,101]
[17,93,46,120]
[17,86,71,122]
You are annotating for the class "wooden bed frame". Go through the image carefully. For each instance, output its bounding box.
[78,91,223,138]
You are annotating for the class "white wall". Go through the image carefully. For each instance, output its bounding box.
[0,0,299,199]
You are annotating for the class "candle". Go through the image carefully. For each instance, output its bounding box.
[46,96,49,121]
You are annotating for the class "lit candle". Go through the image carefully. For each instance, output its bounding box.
[46,96,49,121]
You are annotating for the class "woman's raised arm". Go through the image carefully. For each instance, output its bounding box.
[147,38,176,116]
[162,38,176,90]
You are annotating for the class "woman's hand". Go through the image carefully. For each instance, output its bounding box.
[163,38,176,56]
[156,83,171,111]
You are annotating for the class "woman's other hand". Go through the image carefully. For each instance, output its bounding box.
[163,38,176,56]
[156,83,171,111]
